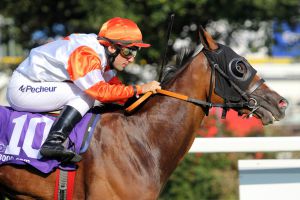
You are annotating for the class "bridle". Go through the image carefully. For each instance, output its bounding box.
[126,44,265,119]
[204,52,265,118]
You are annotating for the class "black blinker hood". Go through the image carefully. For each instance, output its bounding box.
[203,44,257,102]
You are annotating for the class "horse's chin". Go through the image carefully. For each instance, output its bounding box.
[253,107,279,125]
[238,108,277,125]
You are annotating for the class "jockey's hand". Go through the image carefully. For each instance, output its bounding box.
[140,81,161,94]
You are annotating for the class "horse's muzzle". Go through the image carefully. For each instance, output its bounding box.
[278,98,288,110]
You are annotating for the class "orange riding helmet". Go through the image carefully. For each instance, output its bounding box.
[98,17,150,48]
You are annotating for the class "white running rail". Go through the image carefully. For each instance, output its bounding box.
[189,137,300,153]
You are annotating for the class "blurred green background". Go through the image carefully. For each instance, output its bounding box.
[1,0,299,65]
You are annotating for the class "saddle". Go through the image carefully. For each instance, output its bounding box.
[0,106,100,173]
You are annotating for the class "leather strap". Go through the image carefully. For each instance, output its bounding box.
[246,78,265,95]
[54,169,76,200]
[125,88,253,113]
[125,89,188,112]
[157,89,188,101]
[125,91,153,112]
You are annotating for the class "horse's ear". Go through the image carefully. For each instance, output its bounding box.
[198,25,218,51]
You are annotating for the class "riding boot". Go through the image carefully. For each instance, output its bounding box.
[40,105,83,163]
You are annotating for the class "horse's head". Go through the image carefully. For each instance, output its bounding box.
[199,26,288,125]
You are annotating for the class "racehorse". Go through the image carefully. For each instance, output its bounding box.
[0,27,288,200]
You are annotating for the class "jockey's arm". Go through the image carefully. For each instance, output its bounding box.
[67,45,142,103]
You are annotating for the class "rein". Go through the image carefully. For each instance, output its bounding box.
[125,89,251,113]
[126,45,265,117]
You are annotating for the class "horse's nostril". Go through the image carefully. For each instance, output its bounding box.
[279,99,288,109]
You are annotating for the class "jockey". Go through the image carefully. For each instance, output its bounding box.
[6,17,161,163]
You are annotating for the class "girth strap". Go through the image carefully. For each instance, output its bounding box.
[54,169,76,200]
[59,170,68,200]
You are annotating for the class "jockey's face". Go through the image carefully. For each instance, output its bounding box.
[108,46,135,71]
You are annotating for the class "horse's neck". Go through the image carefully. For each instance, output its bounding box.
[137,56,208,182]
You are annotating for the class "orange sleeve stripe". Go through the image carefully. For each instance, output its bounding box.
[85,81,135,102]
[67,46,102,81]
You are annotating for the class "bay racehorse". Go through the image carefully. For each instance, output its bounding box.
[0,27,288,199]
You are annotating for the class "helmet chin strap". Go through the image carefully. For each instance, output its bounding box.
[104,46,120,69]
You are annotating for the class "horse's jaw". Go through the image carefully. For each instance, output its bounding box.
[253,108,280,125]
[254,104,287,125]
[240,89,288,125]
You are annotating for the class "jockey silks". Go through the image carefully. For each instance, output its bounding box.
[15,33,141,103]
[18,85,57,93]
[7,71,94,115]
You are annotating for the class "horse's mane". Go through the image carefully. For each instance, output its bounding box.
[161,47,196,87]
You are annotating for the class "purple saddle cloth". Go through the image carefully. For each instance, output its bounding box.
[0,106,99,173]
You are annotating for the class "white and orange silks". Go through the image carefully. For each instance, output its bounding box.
[6,33,141,115]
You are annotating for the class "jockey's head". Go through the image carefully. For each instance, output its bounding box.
[98,17,150,70]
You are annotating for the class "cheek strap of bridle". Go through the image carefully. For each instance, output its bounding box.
[205,59,265,118]
[211,62,265,98]
[242,78,265,118]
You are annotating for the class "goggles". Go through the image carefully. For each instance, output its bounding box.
[97,36,140,59]
[117,46,139,59]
